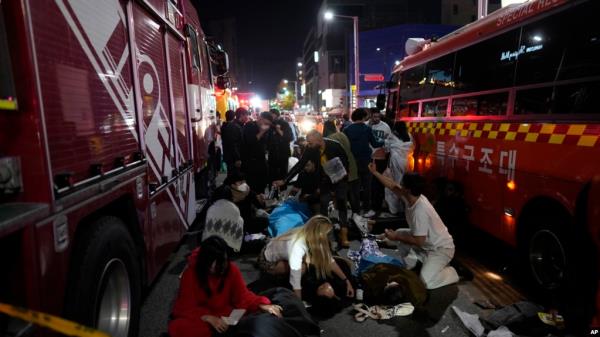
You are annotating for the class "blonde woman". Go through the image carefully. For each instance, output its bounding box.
[258,215,355,301]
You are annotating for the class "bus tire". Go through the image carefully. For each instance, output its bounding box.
[64,216,141,337]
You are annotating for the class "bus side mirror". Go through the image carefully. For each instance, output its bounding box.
[212,50,229,76]
[376,94,386,111]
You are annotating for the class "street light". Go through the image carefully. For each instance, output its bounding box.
[324,10,360,109]
[283,79,289,84]
[297,62,303,67]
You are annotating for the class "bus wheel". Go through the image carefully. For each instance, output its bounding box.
[528,227,567,290]
[65,217,141,337]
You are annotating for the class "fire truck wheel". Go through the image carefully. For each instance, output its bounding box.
[65,216,141,337]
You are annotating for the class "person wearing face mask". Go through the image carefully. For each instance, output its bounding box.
[224,172,269,235]
[368,109,392,218]
[242,111,274,193]
[383,121,413,215]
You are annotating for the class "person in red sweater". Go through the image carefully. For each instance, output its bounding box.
[169,236,282,337]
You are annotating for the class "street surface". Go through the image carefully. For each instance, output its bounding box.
[139,229,526,337]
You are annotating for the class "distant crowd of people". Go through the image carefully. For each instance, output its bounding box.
[167,107,460,337]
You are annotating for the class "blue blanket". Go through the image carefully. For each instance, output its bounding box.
[268,200,311,237]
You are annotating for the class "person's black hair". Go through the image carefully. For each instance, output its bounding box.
[235,107,248,120]
[323,120,337,137]
[369,107,381,116]
[393,121,411,142]
[225,110,235,122]
[211,184,233,203]
[402,172,426,197]
[196,236,231,297]
[351,108,367,122]
[269,108,281,117]
[260,111,274,123]
[382,283,405,306]
[223,171,246,186]
[343,114,349,121]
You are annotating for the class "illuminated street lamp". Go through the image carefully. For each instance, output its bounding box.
[297,62,303,67]
[325,10,359,109]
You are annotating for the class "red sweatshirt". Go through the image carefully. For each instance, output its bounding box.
[169,248,270,337]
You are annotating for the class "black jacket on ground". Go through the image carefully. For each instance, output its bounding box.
[283,138,349,186]
[221,120,243,165]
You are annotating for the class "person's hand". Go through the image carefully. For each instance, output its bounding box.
[234,160,242,168]
[203,315,228,333]
[275,124,283,135]
[384,228,400,241]
[368,162,376,173]
[346,280,355,298]
[256,193,266,204]
[259,304,283,318]
[272,180,285,188]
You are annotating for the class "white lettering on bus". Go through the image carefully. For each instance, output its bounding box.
[500,44,544,61]
[463,145,475,171]
[499,150,518,181]
[496,0,560,27]
[479,148,494,174]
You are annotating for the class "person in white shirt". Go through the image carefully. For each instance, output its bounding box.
[368,166,459,289]
[257,215,355,300]
[366,109,392,218]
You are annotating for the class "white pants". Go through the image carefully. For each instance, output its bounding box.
[394,229,459,289]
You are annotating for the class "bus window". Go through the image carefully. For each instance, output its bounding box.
[558,1,600,81]
[515,7,566,85]
[453,27,520,93]
[515,81,600,115]
[400,65,426,101]
[185,24,201,71]
[422,99,447,117]
[423,53,455,98]
[0,5,17,111]
[452,92,508,116]
[398,102,419,118]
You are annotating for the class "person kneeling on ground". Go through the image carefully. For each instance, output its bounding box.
[368,165,459,289]
[257,215,355,303]
[289,160,320,214]
[169,236,283,337]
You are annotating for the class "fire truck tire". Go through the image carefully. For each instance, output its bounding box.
[64,216,141,337]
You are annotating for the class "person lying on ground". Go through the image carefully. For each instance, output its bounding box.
[368,165,459,289]
[169,236,282,337]
[360,263,427,307]
[257,215,355,300]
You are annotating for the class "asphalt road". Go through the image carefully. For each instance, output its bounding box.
[138,236,500,337]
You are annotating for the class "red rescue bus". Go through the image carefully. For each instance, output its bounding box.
[389,0,599,329]
[0,0,227,336]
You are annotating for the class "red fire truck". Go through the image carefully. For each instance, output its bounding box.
[389,0,599,330]
[0,0,227,336]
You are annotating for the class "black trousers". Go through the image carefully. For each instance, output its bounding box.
[355,160,372,211]
[371,158,388,212]
[243,158,269,194]
[319,179,349,227]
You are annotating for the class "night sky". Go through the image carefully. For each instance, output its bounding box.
[194,0,322,98]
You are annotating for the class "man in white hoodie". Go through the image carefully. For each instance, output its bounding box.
[368,167,459,290]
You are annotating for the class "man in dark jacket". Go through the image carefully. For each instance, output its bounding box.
[221,108,247,175]
[268,109,294,183]
[273,130,352,247]
[242,111,273,193]
[343,108,384,215]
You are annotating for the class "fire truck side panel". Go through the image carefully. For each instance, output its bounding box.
[31,0,140,185]
[167,34,191,166]
[0,0,53,205]
[33,166,147,318]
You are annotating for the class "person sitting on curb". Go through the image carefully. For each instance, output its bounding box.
[368,164,459,289]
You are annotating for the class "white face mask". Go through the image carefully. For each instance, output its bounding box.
[260,123,271,131]
[236,183,250,193]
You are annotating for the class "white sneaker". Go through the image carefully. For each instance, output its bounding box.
[353,214,369,234]
[363,210,376,218]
